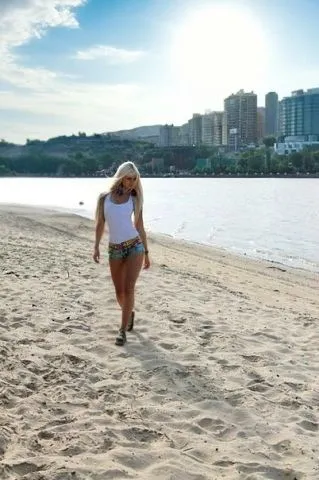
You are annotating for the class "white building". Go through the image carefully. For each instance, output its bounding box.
[201,112,214,146]
[257,107,266,142]
[274,141,319,155]
[201,111,224,146]
[179,123,190,146]
[188,114,202,146]
[213,111,224,146]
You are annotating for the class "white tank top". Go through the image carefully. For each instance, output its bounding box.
[104,194,139,244]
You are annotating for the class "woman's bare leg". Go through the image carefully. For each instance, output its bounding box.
[121,253,144,330]
[109,258,125,309]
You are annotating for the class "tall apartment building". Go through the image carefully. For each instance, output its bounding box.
[188,113,202,146]
[224,90,257,149]
[257,107,265,142]
[279,88,319,140]
[202,112,214,146]
[213,111,225,146]
[159,124,180,147]
[201,111,225,146]
[265,92,278,137]
[222,113,228,146]
[179,123,190,146]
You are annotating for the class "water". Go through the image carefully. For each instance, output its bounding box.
[0,177,319,272]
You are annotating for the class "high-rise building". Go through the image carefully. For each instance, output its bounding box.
[224,89,257,149]
[265,92,279,137]
[222,113,228,146]
[188,114,202,146]
[257,107,266,142]
[201,111,225,146]
[159,124,180,147]
[213,111,224,146]
[179,123,190,146]
[202,112,214,146]
[279,88,319,140]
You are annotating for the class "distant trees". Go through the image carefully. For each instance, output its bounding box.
[0,133,319,177]
[262,137,276,171]
[0,139,13,146]
[262,136,276,148]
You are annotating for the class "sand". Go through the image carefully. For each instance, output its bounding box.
[0,204,318,480]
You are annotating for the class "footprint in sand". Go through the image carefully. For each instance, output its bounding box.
[38,430,54,440]
[1,461,44,477]
[60,445,85,456]
[122,426,164,443]
[197,417,238,440]
[159,342,177,351]
[280,397,302,409]
[236,463,301,480]
[241,354,263,363]
[297,419,318,432]
[225,392,245,407]
[247,379,273,393]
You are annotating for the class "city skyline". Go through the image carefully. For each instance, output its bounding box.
[2,0,319,143]
[160,87,319,150]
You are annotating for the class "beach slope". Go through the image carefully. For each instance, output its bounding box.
[0,204,318,480]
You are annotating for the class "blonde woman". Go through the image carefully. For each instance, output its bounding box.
[93,161,150,346]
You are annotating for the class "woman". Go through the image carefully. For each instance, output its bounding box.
[93,161,150,346]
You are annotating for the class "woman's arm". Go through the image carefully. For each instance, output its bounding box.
[93,218,105,263]
[135,210,150,269]
[93,194,106,263]
[95,219,105,249]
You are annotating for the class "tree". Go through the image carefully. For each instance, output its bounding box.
[0,164,12,176]
[262,137,276,172]
[290,152,303,170]
[237,152,249,173]
[247,150,264,174]
[263,136,276,148]
[98,153,114,169]
[303,152,315,173]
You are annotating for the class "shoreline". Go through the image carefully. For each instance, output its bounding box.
[1,173,319,179]
[1,201,318,274]
[1,203,318,479]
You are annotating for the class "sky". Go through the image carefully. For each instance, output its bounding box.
[1,0,319,144]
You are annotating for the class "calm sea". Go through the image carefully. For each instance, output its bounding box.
[1,177,318,272]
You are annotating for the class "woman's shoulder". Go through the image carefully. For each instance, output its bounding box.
[98,191,109,201]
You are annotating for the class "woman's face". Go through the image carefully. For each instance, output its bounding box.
[122,173,137,191]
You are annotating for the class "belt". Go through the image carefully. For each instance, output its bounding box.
[109,237,141,250]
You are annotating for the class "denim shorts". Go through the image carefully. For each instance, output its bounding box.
[108,237,145,260]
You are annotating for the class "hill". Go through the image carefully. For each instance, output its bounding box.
[106,125,161,140]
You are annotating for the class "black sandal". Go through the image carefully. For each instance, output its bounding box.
[127,311,135,332]
[115,328,127,346]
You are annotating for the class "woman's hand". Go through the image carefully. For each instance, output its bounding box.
[93,246,100,263]
[143,253,150,270]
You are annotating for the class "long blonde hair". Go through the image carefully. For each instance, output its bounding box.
[95,161,143,225]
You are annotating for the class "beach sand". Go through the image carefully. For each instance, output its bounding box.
[0,204,318,480]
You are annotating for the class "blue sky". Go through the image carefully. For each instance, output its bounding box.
[1,0,319,143]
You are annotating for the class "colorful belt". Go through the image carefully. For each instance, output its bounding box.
[108,237,141,251]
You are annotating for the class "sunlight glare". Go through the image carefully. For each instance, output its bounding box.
[170,4,269,109]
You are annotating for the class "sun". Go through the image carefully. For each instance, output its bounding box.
[170,3,269,108]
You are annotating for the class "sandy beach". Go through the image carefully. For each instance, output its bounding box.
[0,204,318,480]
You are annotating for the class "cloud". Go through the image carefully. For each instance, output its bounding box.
[0,59,60,91]
[0,0,148,142]
[0,84,141,119]
[0,0,85,51]
[0,0,87,90]
[0,77,143,143]
[0,82,143,143]
[74,45,145,63]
